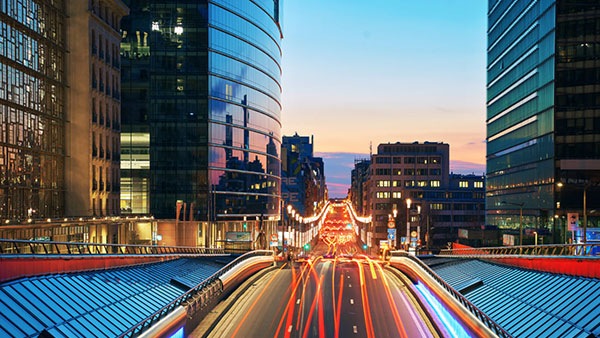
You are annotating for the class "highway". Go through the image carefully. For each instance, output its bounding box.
[198,203,440,338]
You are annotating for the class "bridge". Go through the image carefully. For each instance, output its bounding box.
[0,202,599,338]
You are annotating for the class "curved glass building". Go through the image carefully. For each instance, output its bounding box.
[121,1,282,227]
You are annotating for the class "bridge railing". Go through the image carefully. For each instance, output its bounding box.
[439,243,600,257]
[0,238,226,255]
[118,250,274,338]
[390,250,512,338]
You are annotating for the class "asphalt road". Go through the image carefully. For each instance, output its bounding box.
[202,258,438,338]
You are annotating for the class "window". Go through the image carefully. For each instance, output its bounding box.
[431,203,443,210]
[474,181,484,188]
[377,180,390,187]
[376,192,390,199]
[376,156,391,164]
[417,157,427,164]
[392,192,401,198]
[405,180,415,187]
[430,180,440,187]
[404,157,415,164]
[418,181,427,187]
[394,169,402,175]
[405,169,415,175]
[375,168,391,175]
[459,181,469,188]
[430,157,441,164]
[392,180,402,187]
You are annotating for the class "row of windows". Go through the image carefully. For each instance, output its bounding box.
[92,97,120,131]
[209,76,281,119]
[210,99,281,140]
[92,62,120,99]
[1,0,65,45]
[90,0,122,31]
[0,62,64,118]
[209,51,281,102]
[374,168,442,176]
[91,29,120,69]
[92,132,119,163]
[91,164,119,194]
[374,156,441,164]
[213,0,280,45]
[376,180,443,188]
[210,4,281,61]
[210,28,281,80]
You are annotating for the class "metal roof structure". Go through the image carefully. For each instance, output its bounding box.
[422,257,600,338]
[0,257,233,337]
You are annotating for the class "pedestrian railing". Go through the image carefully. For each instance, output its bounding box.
[390,251,512,338]
[439,243,600,257]
[0,238,226,255]
[118,250,274,338]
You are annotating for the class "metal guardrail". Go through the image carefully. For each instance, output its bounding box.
[118,250,274,338]
[0,239,226,255]
[390,251,512,338]
[439,243,600,257]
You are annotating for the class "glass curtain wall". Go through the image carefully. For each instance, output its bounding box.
[0,0,66,219]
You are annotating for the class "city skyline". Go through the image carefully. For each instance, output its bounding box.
[281,1,487,197]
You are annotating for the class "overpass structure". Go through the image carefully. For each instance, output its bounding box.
[0,207,599,337]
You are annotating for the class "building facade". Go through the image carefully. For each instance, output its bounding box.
[351,142,485,251]
[486,0,600,243]
[281,133,327,217]
[120,1,283,247]
[0,0,127,221]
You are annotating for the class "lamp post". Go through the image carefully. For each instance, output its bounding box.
[406,198,412,250]
[286,205,292,252]
[501,201,524,247]
[557,181,589,245]
[392,207,398,249]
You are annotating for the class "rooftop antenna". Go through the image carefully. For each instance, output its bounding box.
[369,141,372,157]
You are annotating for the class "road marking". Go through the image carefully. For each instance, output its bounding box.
[350,299,354,305]
[353,325,358,334]
[296,299,301,304]
[288,325,293,333]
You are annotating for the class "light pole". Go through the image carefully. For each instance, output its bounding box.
[406,198,412,250]
[286,205,292,252]
[392,207,398,249]
[557,181,589,245]
[501,201,524,247]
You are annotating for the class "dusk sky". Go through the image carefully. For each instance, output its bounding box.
[280,1,488,197]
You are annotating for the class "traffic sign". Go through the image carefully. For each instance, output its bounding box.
[387,228,396,240]
[410,231,418,238]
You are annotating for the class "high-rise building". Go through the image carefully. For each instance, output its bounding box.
[120,1,283,229]
[281,133,327,217]
[486,0,600,243]
[0,0,127,220]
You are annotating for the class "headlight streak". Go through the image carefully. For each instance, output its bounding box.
[415,281,470,338]
[375,263,409,338]
[355,258,375,338]
[230,264,288,338]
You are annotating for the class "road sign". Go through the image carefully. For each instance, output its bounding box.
[387,228,396,240]
[387,221,395,228]
[410,231,418,238]
[568,213,579,231]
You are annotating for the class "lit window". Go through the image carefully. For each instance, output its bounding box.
[430,180,440,187]
[474,181,483,188]
[418,181,427,187]
[376,192,390,199]
[459,181,469,188]
[392,192,402,198]
[377,180,390,187]
[151,21,160,31]
[174,25,183,35]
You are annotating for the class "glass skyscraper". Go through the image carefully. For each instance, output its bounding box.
[120,1,282,224]
[486,0,600,243]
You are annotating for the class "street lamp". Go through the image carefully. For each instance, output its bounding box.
[406,198,412,249]
[501,201,524,247]
[557,181,589,245]
[392,207,398,249]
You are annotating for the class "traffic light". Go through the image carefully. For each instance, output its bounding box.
[243,222,247,230]
[362,244,368,250]
[304,243,310,250]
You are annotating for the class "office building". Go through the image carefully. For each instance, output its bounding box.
[120,1,283,239]
[486,0,600,243]
[351,142,485,251]
[0,0,127,220]
[281,133,327,217]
